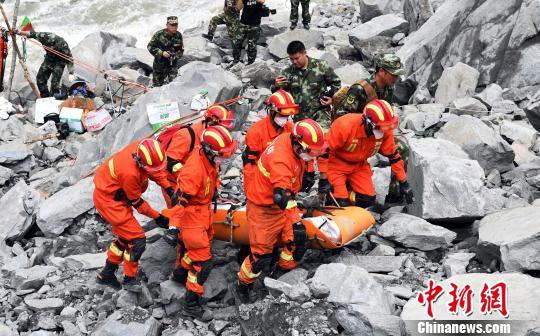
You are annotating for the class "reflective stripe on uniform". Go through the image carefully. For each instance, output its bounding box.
[124,251,131,261]
[286,200,297,209]
[108,159,118,179]
[257,159,270,178]
[182,253,192,266]
[172,162,183,173]
[280,250,294,261]
[241,261,262,279]
[109,242,123,257]
[347,139,358,152]
[349,191,356,204]
[187,271,198,284]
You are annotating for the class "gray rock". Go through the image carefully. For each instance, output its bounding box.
[308,279,330,299]
[474,83,504,109]
[92,311,161,336]
[264,277,292,298]
[159,280,186,304]
[436,115,515,172]
[24,297,64,312]
[525,90,540,132]
[240,60,280,89]
[13,265,58,290]
[477,206,540,272]
[443,252,475,277]
[362,312,406,336]
[311,263,394,314]
[65,252,107,270]
[378,213,456,250]
[404,0,434,32]
[499,120,538,148]
[0,165,13,185]
[407,137,488,220]
[372,167,391,205]
[42,147,64,162]
[386,285,414,299]
[0,181,41,241]
[116,290,139,309]
[512,143,538,166]
[268,30,324,59]
[349,14,408,49]
[368,244,396,256]
[140,237,176,285]
[277,268,308,285]
[334,63,370,86]
[450,97,489,117]
[335,308,373,336]
[337,252,406,273]
[392,32,406,45]
[202,265,228,301]
[36,177,94,237]
[0,140,31,164]
[401,273,540,335]
[358,0,385,22]
[60,306,78,317]
[434,62,479,106]
[287,282,311,302]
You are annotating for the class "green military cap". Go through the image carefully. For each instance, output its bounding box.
[167,16,178,25]
[379,53,405,76]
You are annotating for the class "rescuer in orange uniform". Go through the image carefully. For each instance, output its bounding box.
[156,104,235,208]
[322,99,414,208]
[236,119,328,303]
[164,125,238,320]
[94,139,171,291]
[242,89,298,193]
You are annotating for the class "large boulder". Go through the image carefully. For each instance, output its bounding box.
[334,63,371,86]
[73,61,242,178]
[139,234,176,285]
[36,177,94,237]
[434,62,479,105]
[525,89,540,132]
[358,0,405,22]
[378,213,456,251]
[407,137,487,220]
[499,120,538,148]
[268,30,324,59]
[349,14,408,49]
[311,263,394,315]
[401,273,540,336]
[403,0,434,32]
[93,311,161,336]
[0,181,41,242]
[477,206,540,272]
[436,115,515,172]
[0,140,31,164]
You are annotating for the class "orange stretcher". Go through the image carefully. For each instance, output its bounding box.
[212,204,375,249]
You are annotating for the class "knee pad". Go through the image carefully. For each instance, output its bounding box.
[251,253,273,274]
[195,260,214,285]
[130,237,147,262]
[292,222,308,261]
[350,192,376,208]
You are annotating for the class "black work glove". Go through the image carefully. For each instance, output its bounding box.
[318,178,333,194]
[165,187,180,207]
[155,214,169,229]
[163,227,179,247]
[300,172,316,193]
[399,181,415,204]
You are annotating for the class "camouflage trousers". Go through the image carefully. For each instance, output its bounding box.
[37,60,67,98]
[207,10,239,41]
[290,0,311,24]
[152,61,181,87]
[232,23,261,64]
[387,136,410,202]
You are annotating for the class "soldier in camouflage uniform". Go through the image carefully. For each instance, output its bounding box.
[271,41,341,130]
[203,0,240,43]
[18,30,74,98]
[147,16,184,87]
[290,0,311,30]
[232,0,265,65]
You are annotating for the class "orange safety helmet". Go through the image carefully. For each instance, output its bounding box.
[204,104,235,130]
[363,99,398,129]
[267,89,299,116]
[292,119,328,157]
[201,125,238,158]
[136,138,167,172]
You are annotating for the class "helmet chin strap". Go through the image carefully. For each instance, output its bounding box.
[364,115,375,137]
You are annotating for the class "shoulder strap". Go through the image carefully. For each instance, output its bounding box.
[184,125,196,152]
[357,79,378,102]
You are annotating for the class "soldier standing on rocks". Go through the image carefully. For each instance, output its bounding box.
[290,0,311,30]
[203,0,240,45]
[232,0,265,65]
[16,29,75,98]
[147,16,184,87]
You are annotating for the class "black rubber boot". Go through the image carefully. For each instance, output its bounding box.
[303,23,310,30]
[96,262,122,290]
[183,291,213,321]
[171,267,188,284]
[290,23,297,30]
[269,266,289,280]
[233,281,253,304]
[122,276,142,293]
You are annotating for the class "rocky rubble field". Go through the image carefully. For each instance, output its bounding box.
[1,0,540,335]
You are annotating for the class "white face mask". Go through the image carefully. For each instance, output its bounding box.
[274,115,289,128]
[299,152,313,161]
[373,129,385,139]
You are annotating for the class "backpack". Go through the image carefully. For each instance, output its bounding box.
[155,123,196,152]
[331,79,378,120]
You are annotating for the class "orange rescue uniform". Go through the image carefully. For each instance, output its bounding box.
[93,141,171,277]
[239,133,305,285]
[243,115,293,192]
[168,148,219,296]
[321,113,406,202]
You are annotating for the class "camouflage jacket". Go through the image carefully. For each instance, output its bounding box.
[224,0,240,16]
[336,73,394,115]
[147,29,184,63]
[28,32,73,72]
[272,57,341,122]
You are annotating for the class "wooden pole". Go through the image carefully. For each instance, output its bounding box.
[4,0,19,99]
[0,4,40,99]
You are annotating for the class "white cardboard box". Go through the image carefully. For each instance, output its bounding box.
[35,98,64,124]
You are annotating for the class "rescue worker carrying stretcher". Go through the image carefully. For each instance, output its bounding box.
[93,139,172,292]
[155,104,235,208]
[164,125,238,321]
[236,119,328,303]
[242,89,297,193]
[319,99,414,208]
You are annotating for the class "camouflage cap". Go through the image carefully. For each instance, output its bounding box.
[379,53,405,76]
[167,16,178,25]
